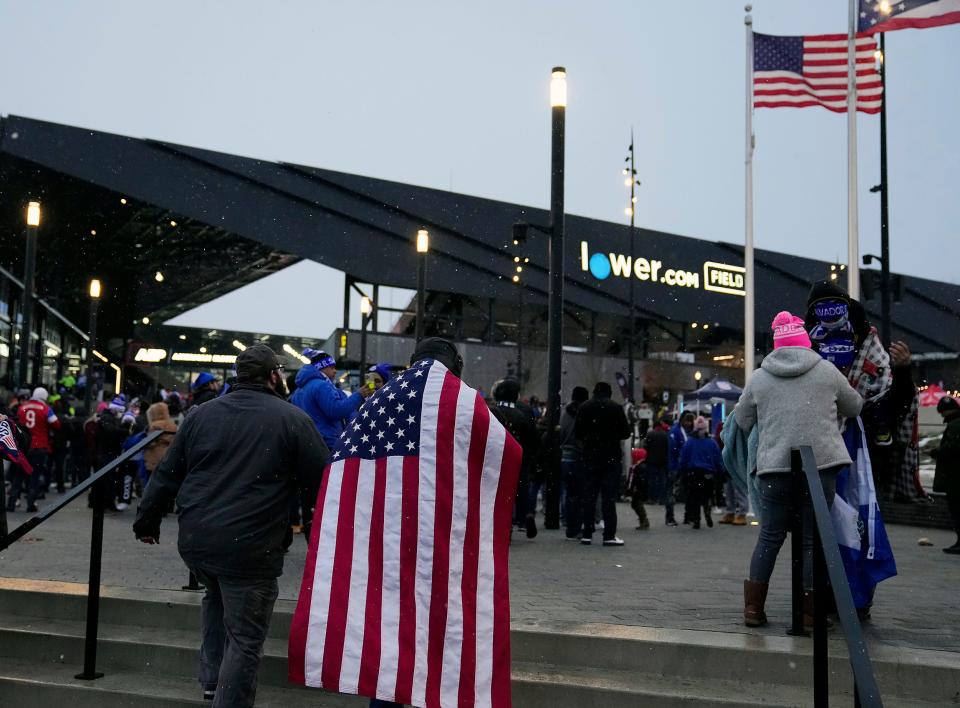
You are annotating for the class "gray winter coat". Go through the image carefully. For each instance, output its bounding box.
[733,347,863,475]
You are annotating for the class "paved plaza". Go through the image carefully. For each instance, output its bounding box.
[1,498,957,654]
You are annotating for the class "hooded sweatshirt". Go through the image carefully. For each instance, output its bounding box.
[734,347,863,474]
[144,402,178,472]
[291,365,363,449]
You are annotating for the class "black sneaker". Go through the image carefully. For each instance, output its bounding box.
[666,519,678,527]
[943,544,960,555]
[580,536,593,545]
[203,689,216,701]
[525,514,538,539]
[603,537,625,547]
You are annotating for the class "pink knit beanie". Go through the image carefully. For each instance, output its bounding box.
[772,311,811,349]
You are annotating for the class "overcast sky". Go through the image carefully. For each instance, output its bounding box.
[1,1,957,337]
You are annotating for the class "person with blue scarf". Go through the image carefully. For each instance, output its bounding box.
[735,311,863,629]
[291,349,372,450]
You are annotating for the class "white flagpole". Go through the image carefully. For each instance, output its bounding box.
[744,5,756,383]
[847,0,860,297]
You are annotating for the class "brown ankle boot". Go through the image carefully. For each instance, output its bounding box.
[803,590,834,631]
[719,513,735,524]
[743,580,769,627]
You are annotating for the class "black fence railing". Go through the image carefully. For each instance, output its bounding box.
[790,446,883,708]
[0,430,169,680]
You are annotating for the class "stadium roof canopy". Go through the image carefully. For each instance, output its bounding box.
[1,114,957,354]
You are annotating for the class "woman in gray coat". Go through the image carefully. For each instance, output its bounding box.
[734,311,862,627]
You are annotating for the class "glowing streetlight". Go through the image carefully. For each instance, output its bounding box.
[360,295,374,385]
[415,230,429,342]
[550,67,567,108]
[18,200,42,385]
[85,279,103,412]
[26,201,41,227]
[694,371,703,382]
[155,271,165,283]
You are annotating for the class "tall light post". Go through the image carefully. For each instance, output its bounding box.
[359,295,372,386]
[623,135,641,402]
[85,279,102,414]
[544,66,567,532]
[18,201,41,387]
[875,4,893,347]
[415,229,429,343]
[546,66,566,431]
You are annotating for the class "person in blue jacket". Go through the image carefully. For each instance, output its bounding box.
[679,416,724,529]
[667,411,695,525]
[291,349,372,449]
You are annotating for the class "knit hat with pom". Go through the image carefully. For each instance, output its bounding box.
[772,311,811,349]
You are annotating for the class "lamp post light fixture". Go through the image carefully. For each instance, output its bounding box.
[360,295,373,385]
[415,229,429,343]
[18,201,41,387]
[85,279,102,414]
[623,135,641,403]
[544,65,567,531]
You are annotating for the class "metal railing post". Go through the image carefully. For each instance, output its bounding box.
[813,520,829,707]
[75,476,105,680]
[787,449,807,637]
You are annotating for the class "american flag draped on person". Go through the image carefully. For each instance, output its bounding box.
[289,344,521,708]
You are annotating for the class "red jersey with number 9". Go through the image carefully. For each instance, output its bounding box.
[18,400,61,452]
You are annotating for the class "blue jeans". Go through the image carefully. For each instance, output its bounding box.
[748,468,838,589]
[192,567,279,708]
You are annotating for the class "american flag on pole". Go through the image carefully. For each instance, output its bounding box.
[859,0,960,34]
[289,358,521,708]
[753,33,882,113]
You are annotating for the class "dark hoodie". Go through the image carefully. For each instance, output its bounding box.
[559,401,584,458]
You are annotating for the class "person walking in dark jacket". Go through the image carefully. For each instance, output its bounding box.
[644,419,673,525]
[133,345,330,707]
[679,416,724,529]
[559,386,589,539]
[574,382,631,546]
[933,396,960,554]
[492,377,540,539]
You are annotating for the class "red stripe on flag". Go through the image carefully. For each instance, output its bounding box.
[491,432,521,708]
[863,11,960,34]
[393,456,420,704]
[358,457,388,697]
[458,394,490,707]
[755,76,882,91]
[288,463,333,685]
[754,99,880,114]
[803,57,874,67]
[425,372,462,707]
[321,459,361,690]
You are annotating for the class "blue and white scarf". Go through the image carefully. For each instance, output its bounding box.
[833,418,898,608]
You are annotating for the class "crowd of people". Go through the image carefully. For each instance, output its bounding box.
[1,371,222,514]
[1,281,956,708]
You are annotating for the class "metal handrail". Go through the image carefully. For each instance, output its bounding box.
[0,429,169,680]
[791,446,883,708]
[0,430,165,551]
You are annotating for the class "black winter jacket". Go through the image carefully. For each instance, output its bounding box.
[133,384,330,579]
[574,395,631,464]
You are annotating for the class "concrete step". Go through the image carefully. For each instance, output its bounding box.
[0,656,362,708]
[0,655,945,708]
[0,579,958,706]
